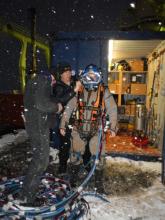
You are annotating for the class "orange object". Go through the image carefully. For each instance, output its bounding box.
[76,85,105,122]
[128,60,144,72]
[108,83,120,94]
[131,83,147,95]
[125,104,136,115]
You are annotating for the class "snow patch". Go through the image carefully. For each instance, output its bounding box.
[0,129,28,153]
[105,156,161,174]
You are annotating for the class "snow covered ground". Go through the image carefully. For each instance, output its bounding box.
[0,130,165,220]
[81,156,165,220]
[83,178,165,220]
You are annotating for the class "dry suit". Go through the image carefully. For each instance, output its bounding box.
[60,85,118,167]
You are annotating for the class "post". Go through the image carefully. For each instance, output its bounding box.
[28,7,37,77]
[162,120,165,185]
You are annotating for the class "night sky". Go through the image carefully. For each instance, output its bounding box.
[0,0,136,34]
[0,0,154,92]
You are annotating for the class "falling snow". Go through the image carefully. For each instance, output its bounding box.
[130,2,136,8]
[0,130,165,220]
[0,0,162,93]
[51,9,56,14]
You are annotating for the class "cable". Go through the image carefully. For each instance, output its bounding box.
[0,127,103,219]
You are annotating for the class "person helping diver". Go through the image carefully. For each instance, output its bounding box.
[50,62,82,174]
[59,64,118,174]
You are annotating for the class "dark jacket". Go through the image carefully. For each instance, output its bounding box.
[24,74,58,131]
[50,80,76,148]
[21,73,59,204]
[53,80,76,106]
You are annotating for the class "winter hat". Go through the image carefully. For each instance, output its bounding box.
[50,62,71,80]
[55,62,72,75]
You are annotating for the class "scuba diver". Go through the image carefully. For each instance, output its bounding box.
[59,64,118,173]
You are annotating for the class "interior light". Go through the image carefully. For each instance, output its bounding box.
[108,39,113,71]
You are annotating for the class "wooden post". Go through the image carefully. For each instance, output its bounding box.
[118,70,123,106]
[162,120,165,185]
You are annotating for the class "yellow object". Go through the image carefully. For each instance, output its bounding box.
[0,20,50,93]
[128,123,134,130]
[118,65,124,71]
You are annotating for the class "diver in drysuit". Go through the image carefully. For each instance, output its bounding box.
[59,64,118,172]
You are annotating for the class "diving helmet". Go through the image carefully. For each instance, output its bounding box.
[81,64,102,90]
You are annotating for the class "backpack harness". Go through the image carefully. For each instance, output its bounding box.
[73,85,105,139]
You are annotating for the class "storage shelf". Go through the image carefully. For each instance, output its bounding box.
[108,69,147,106]
[110,71,147,73]
[124,114,136,117]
